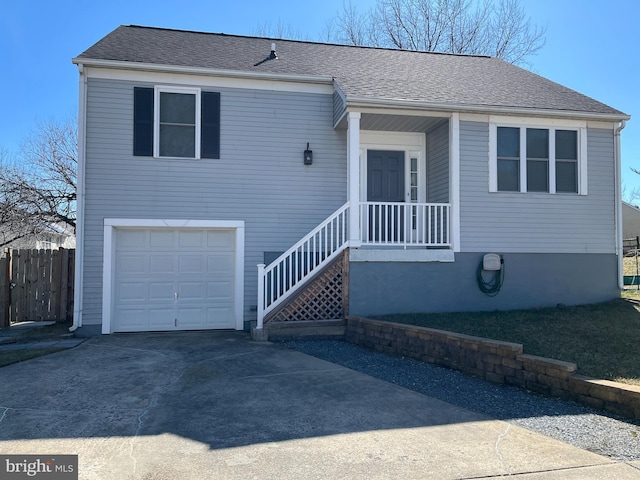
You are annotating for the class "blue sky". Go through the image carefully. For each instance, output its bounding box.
[1,0,638,197]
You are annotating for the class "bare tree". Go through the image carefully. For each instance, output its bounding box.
[0,118,77,248]
[327,0,545,65]
[253,20,309,40]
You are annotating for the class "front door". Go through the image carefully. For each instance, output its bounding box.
[367,150,405,242]
[367,150,404,202]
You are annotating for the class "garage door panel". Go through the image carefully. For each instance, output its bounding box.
[179,230,205,248]
[178,282,205,300]
[113,226,238,332]
[118,283,148,302]
[148,308,177,330]
[178,255,205,274]
[149,230,176,248]
[150,255,177,274]
[176,308,206,328]
[149,282,175,301]
[118,230,148,248]
[207,281,233,299]
[207,255,234,274]
[207,307,234,328]
[117,255,147,275]
[117,309,148,331]
[207,230,235,248]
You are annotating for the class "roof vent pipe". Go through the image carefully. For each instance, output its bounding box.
[270,43,278,60]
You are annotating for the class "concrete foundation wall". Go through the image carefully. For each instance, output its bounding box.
[348,252,618,316]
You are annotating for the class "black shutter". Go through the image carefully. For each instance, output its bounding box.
[133,87,154,156]
[201,92,220,159]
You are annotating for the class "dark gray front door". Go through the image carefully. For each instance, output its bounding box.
[367,150,405,201]
[367,150,405,242]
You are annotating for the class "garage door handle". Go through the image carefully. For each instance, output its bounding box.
[174,292,178,300]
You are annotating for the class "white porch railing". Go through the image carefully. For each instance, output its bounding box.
[257,203,349,328]
[360,202,451,247]
[256,201,451,329]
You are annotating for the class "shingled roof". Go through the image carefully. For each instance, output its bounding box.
[74,25,627,119]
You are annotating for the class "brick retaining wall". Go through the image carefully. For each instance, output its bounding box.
[345,316,640,419]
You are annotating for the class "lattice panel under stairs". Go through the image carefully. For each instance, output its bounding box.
[266,250,348,323]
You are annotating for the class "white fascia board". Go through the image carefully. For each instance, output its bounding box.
[345,96,630,122]
[76,58,334,94]
[347,105,451,118]
[489,115,587,129]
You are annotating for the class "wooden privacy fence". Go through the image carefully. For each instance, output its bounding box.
[0,248,75,327]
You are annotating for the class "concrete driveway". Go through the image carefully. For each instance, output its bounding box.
[0,331,639,479]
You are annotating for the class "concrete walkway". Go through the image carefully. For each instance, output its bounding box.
[0,331,638,479]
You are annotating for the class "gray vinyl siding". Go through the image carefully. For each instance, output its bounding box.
[426,122,449,203]
[82,78,347,325]
[459,121,615,253]
[333,90,346,126]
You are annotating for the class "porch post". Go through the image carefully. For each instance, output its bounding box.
[347,112,362,247]
[450,112,461,252]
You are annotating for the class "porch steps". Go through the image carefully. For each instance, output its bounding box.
[254,250,348,341]
[265,320,346,341]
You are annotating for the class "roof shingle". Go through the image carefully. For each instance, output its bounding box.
[75,25,627,118]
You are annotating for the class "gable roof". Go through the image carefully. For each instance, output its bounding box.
[74,25,628,120]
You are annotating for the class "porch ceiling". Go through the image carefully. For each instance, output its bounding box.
[336,113,448,132]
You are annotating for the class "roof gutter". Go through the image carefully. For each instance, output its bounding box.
[346,96,631,123]
[70,63,87,333]
[615,119,628,290]
[71,58,334,85]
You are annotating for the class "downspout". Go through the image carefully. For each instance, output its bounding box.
[615,119,627,290]
[70,64,87,332]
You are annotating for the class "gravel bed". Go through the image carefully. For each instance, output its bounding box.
[285,339,640,462]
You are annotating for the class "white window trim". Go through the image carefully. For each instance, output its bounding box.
[154,85,202,159]
[489,117,587,196]
[101,218,245,334]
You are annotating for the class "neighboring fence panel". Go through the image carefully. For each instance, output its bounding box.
[0,248,75,326]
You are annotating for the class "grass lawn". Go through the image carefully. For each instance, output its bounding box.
[377,293,640,386]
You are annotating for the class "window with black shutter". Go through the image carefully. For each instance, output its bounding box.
[133,86,220,159]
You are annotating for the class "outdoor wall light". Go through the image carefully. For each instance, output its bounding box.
[304,142,313,165]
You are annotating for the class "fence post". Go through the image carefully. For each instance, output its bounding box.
[0,251,9,328]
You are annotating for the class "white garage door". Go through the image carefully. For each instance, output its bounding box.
[113,228,237,332]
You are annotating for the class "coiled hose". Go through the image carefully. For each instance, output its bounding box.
[477,258,504,297]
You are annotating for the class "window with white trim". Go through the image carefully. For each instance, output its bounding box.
[157,88,199,158]
[490,122,586,195]
[133,86,220,159]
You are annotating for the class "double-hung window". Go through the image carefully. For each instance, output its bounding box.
[490,119,586,195]
[133,86,220,159]
[157,88,199,158]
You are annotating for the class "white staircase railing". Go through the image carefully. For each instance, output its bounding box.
[257,203,350,329]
